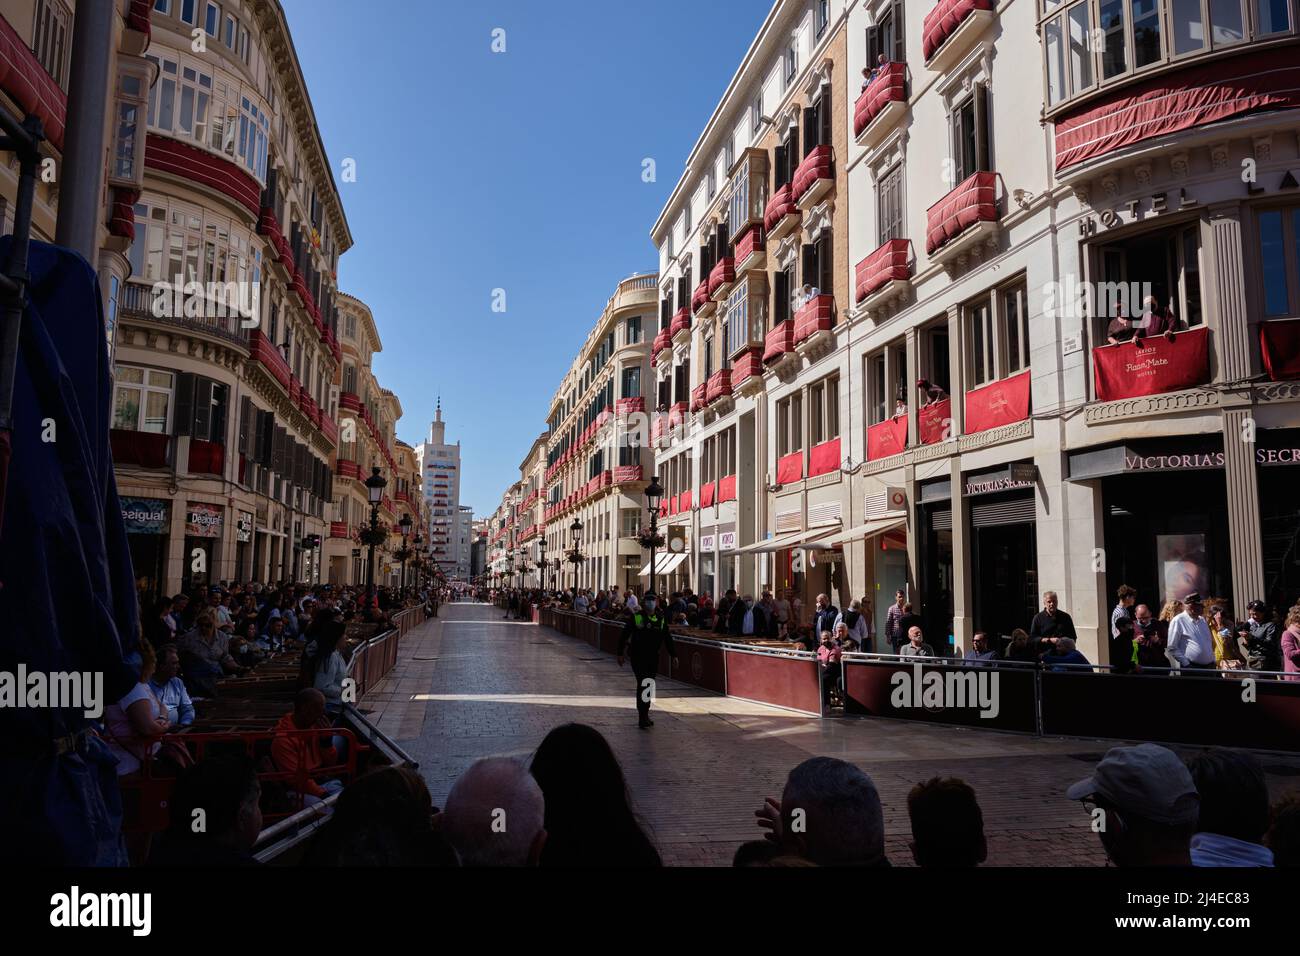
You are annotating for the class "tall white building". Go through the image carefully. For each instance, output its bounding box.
[415,401,469,581]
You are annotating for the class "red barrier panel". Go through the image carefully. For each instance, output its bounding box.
[843,659,1038,733]
[657,639,728,695]
[724,649,821,714]
[599,622,623,655]
[1041,670,1300,753]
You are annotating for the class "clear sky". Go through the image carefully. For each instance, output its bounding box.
[280,0,770,518]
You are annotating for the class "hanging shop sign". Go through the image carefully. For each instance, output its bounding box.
[236,511,254,543]
[185,503,224,538]
[700,534,716,552]
[121,498,169,535]
[719,531,737,552]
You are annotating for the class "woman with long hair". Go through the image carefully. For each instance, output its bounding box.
[530,723,661,867]
[303,766,456,866]
[309,616,349,715]
[1282,606,1300,682]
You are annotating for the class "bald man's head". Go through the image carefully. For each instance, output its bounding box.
[440,757,546,866]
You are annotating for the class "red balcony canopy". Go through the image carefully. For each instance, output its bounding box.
[853,62,906,137]
[922,0,992,63]
[855,239,912,303]
[926,172,998,255]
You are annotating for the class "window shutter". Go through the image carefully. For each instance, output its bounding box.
[892,0,906,63]
[820,90,832,149]
[774,269,789,325]
[801,243,816,287]
[975,82,990,173]
[192,378,213,440]
[173,372,195,436]
[803,104,817,158]
[238,397,253,456]
[819,235,833,296]
[271,425,285,474]
[210,383,228,446]
[866,26,880,66]
[773,144,786,189]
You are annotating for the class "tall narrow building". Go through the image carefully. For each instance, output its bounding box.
[415,400,467,581]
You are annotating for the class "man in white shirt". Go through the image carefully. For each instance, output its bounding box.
[1166,592,1216,668]
[574,591,589,613]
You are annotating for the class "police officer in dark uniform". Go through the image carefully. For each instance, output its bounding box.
[618,592,677,729]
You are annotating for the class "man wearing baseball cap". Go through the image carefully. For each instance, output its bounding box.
[1165,592,1216,669]
[1067,743,1200,866]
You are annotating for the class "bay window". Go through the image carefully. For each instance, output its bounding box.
[809,375,840,445]
[1042,0,1289,108]
[776,393,803,456]
[965,281,1029,389]
[113,366,174,433]
[110,63,149,185]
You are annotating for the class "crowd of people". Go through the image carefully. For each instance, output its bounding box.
[501,580,1300,679]
[143,717,1299,868]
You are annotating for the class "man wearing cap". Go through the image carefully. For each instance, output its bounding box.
[1166,593,1216,669]
[1242,600,1281,673]
[1067,743,1200,866]
[618,592,678,730]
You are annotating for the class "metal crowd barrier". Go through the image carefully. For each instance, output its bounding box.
[536,609,1300,751]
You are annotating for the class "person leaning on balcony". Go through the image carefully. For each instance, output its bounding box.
[861,66,873,91]
[1132,294,1181,345]
[916,378,947,407]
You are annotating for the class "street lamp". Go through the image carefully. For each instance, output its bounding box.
[645,474,663,598]
[413,529,423,596]
[568,517,585,594]
[537,538,547,592]
[364,466,387,608]
[398,513,413,599]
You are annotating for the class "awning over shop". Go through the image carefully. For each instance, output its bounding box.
[637,552,688,576]
[735,528,837,554]
[815,513,907,548]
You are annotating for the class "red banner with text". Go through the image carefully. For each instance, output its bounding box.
[964,370,1031,435]
[867,417,908,460]
[919,398,952,445]
[1093,327,1210,402]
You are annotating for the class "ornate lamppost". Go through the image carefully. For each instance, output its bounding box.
[396,512,413,600]
[567,517,585,595]
[642,475,664,597]
[364,466,387,608]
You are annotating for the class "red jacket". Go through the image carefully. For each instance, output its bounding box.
[271,713,337,797]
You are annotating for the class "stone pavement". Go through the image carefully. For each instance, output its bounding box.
[358,602,1300,867]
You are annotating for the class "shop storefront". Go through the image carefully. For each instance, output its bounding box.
[1255,429,1300,612]
[699,526,738,600]
[122,497,170,599]
[234,511,254,582]
[1070,438,1231,611]
[182,502,224,591]
[965,464,1039,644]
[918,479,955,652]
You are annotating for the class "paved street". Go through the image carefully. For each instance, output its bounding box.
[359,602,1300,867]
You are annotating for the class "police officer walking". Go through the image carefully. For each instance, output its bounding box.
[618,591,677,729]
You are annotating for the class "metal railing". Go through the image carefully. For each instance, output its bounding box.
[119,279,252,349]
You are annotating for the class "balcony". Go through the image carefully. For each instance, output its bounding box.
[705,369,732,405]
[691,381,708,414]
[731,348,764,397]
[809,437,841,478]
[336,458,361,479]
[793,293,835,359]
[615,395,645,417]
[792,145,833,210]
[734,224,765,274]
[867,417,908,460]
[965,370,1031,434]
[110,429,170,469]
[613,464,644,484]
[670,306,692,346]
[919,398,953,446]
[708,257,736,301]
[923,0,994,74]
[651,327,671,366]
[1093,328,1211,403]
[119,281,252,351]
[854,62,907,148]
[340,391,362,412]
[763,321,796,366]
[329,521,350,539]
[1260,319,1300,382]
[692,279,714,318]
[854,239,913,316]
[320,416,338,445]
[764,184,800,242]
[187,439,225,477]
[249,330,291,390]
[925,171,1000,268]
[776,451,803,486]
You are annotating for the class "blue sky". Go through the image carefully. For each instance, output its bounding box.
[280,0,770,517]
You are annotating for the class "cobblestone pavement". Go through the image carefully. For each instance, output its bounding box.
[360,603,1300,867]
